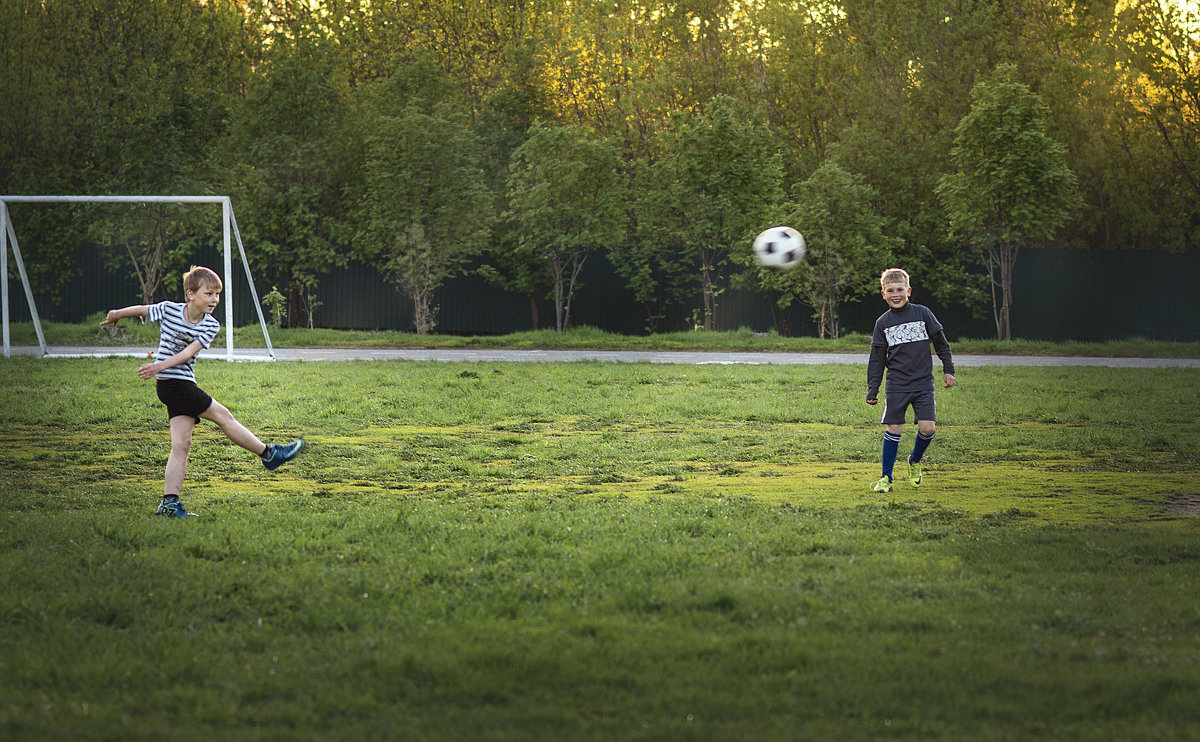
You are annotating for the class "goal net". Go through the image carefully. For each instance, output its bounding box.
[1,195,274,361]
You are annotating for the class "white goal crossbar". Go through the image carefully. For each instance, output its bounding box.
[1,195,274,361]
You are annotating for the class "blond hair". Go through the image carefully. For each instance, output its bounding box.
[183,265,223,294]
[879,268,910,289]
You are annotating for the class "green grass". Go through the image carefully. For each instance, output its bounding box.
[2,358,1200,740]
[11,317,1200,357]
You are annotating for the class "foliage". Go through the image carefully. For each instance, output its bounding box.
[938,65,1081,340]
[354,103,494,335]
[754,162,897,339]
[612,157,698,334]
[2,0,1198,335]
[505,122,625,332]
[224,29,352,328]
[640,96,783,331]
[473,46,558,329]
[1116,0,1200,226]
[0,0,247,305]
[261,286,286,329]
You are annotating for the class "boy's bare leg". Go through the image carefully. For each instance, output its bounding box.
[165,415,196,495]
[200,400,268,456]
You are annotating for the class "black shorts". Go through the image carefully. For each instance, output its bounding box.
[880,388,936,426]
[156,379,213,421]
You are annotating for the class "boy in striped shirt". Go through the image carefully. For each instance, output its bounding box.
[102,266,304,518]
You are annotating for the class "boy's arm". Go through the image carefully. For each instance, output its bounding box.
[101,305,149,327]
[866,345,886,403]
[136,340,204,380]
[931,330,956,388]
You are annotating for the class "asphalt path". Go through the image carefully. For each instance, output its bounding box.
[7,345,1199,367]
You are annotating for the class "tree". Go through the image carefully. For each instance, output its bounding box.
[505,122,625,332]
[755,162,897,338]
[640,96,781,330]
[1115,0,1200,247]
[474,44,557,330]
[0,0,94,313]
[355,105,494,334]
[0,0,252,308]
[937,65,1080,340]
[224,31,352,327]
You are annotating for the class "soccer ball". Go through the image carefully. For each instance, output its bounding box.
[752,226,806,271]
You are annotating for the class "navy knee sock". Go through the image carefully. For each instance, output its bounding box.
[881,432,901,481]
[909,431,935,464]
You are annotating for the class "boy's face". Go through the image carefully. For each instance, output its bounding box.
[186,283,222,316]
[881,281,911,310]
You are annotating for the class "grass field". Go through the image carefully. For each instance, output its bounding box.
[2,356,1200,740]
[11,317,1200,358]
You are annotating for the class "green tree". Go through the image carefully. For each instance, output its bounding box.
[355,105,494,334]
[505,122,625,332]
[87,2,245,304]
[474,45,557,330]
[1,0,249,307]
[609,173,691,334]
[823,0,1016,316]
[224,31,352,327]
[754,162,897,339]
[640,96,781,330]
[937,65,1080,340]
[0,1,90,312]
[1115,0,1200,248]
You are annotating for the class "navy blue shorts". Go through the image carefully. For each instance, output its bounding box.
[156,379,213,421]
[881,388,936,426]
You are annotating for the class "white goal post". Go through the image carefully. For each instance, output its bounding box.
[1,195,274,361]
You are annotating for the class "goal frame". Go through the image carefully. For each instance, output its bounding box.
[1,195,274,361]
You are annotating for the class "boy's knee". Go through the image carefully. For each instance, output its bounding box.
[204,402,233,425]
[917,421,936,437]
[170,434,192,455]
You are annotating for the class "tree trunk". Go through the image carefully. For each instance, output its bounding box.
[768,292,791,337]
[552,256,566,332]
[528,295,540,331]
[822,294,841,339]
[984,242,1019,340]
[561,250,588,334]
[700,247,716,331]
[413,292,430,335]
[643,304,661,334]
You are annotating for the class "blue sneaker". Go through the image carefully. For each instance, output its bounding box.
[262,439,305,471]
[156,498,198,518]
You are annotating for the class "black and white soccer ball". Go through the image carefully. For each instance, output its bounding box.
[752,226,806,271]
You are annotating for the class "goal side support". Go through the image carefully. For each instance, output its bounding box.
[0,195,274,361]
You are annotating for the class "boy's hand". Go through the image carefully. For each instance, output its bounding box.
[137,362,160,380]
[866,397,878,405]
[944,373,956,388]
[100,310,121,327]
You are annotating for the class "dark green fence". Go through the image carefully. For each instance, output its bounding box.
[7,247,1199,342]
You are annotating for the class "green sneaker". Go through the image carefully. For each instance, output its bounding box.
[909,461,923,487]
[873,476,893,494]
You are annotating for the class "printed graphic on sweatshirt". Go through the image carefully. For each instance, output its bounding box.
[884,321,930,347]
